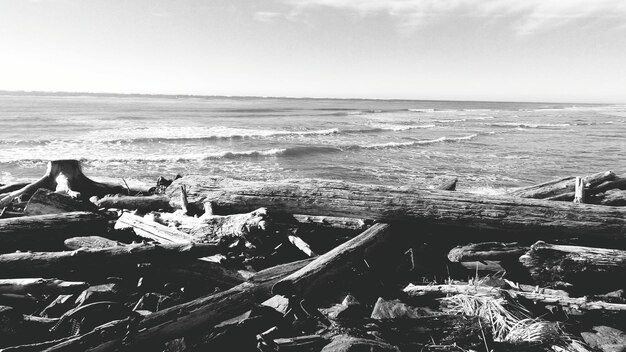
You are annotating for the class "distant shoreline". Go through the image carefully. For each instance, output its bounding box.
[0,89,606,106]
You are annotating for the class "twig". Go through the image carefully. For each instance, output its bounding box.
[122,178,131,196]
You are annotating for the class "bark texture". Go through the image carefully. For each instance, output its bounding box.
[519,241,626,293]
[166,176,626,240]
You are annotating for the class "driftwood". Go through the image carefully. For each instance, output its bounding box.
[0,337,75,352]
[573,176,585,203]
[23,189,99,216]
[63,236,121,250]
[509,170,615,199]
[0,279,88,295]
[93,195,172,212]
[519,241,626,293]
[0,242,221,278]
[43,258,314,351]
[115,212,194,244]
[0,183,30,196]
[275,214,372,234]
[287,235,317,257]
[0,160,141,208]
[403,284,626,312]
[600,189,626,206]
[0,212,113,252]
[448,242,528,262]
[189,207,270,243]
[272,223,395,299]
[594,173,626,193]
[167,176,626,240]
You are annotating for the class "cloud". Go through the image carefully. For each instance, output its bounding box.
[253,11,283,23]
[280,0,626,34]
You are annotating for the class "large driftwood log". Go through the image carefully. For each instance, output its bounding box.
[0,242,221,278]
[23,189,99,216]
[272,223,395,299]
[600,189,626,206]
[115,213,194,244]
[0,160,142,207]
[448,242,529,262]
[0,212,113,252]
[93,195,173,212]
[166,176,626,240]
[43,258,314,352]
[519,241,626,293]
[508,170,615,199]
[0,279,88,295]
[403,284,626,312]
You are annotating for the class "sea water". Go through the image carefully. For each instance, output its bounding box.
[1,93,624,194]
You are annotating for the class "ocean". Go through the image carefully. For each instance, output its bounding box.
[1,93,624,194]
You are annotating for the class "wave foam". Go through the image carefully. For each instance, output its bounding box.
[367,123,437,131]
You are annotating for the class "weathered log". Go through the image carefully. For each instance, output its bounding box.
[448,242,529,262]
[289,214,371,231]
[272,223,395,299]
[0,211,113,252]
[0,160,144,207]
[63,237,243,290]
[43,258,314,351]
[115,212,194,244]
[519,241,626,293]
[0,337,75,352]
[189,207,270,243]
[166,176,626,240]
[272,335,327,351]
[64,236,121,250]
[594,173,626,193]
[0,242,221,278]
[94,195,172,212]
[509,170,615,199]
[403,284,626,312]
[436,177,458,191]
[600,189,626,206]
[0,279,88,295]
[23,189,98,216]
[0,183,30,196]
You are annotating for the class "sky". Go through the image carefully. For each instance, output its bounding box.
[0,0,625,103]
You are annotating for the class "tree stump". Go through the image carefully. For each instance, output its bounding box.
[0,160,136,208]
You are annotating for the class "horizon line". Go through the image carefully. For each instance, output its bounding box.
[0,89,614,106]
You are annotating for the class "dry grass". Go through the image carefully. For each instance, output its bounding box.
[440,292,529,341]
[438,280,593,352]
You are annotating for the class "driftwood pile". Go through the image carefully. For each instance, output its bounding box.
[0,160,625,352]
